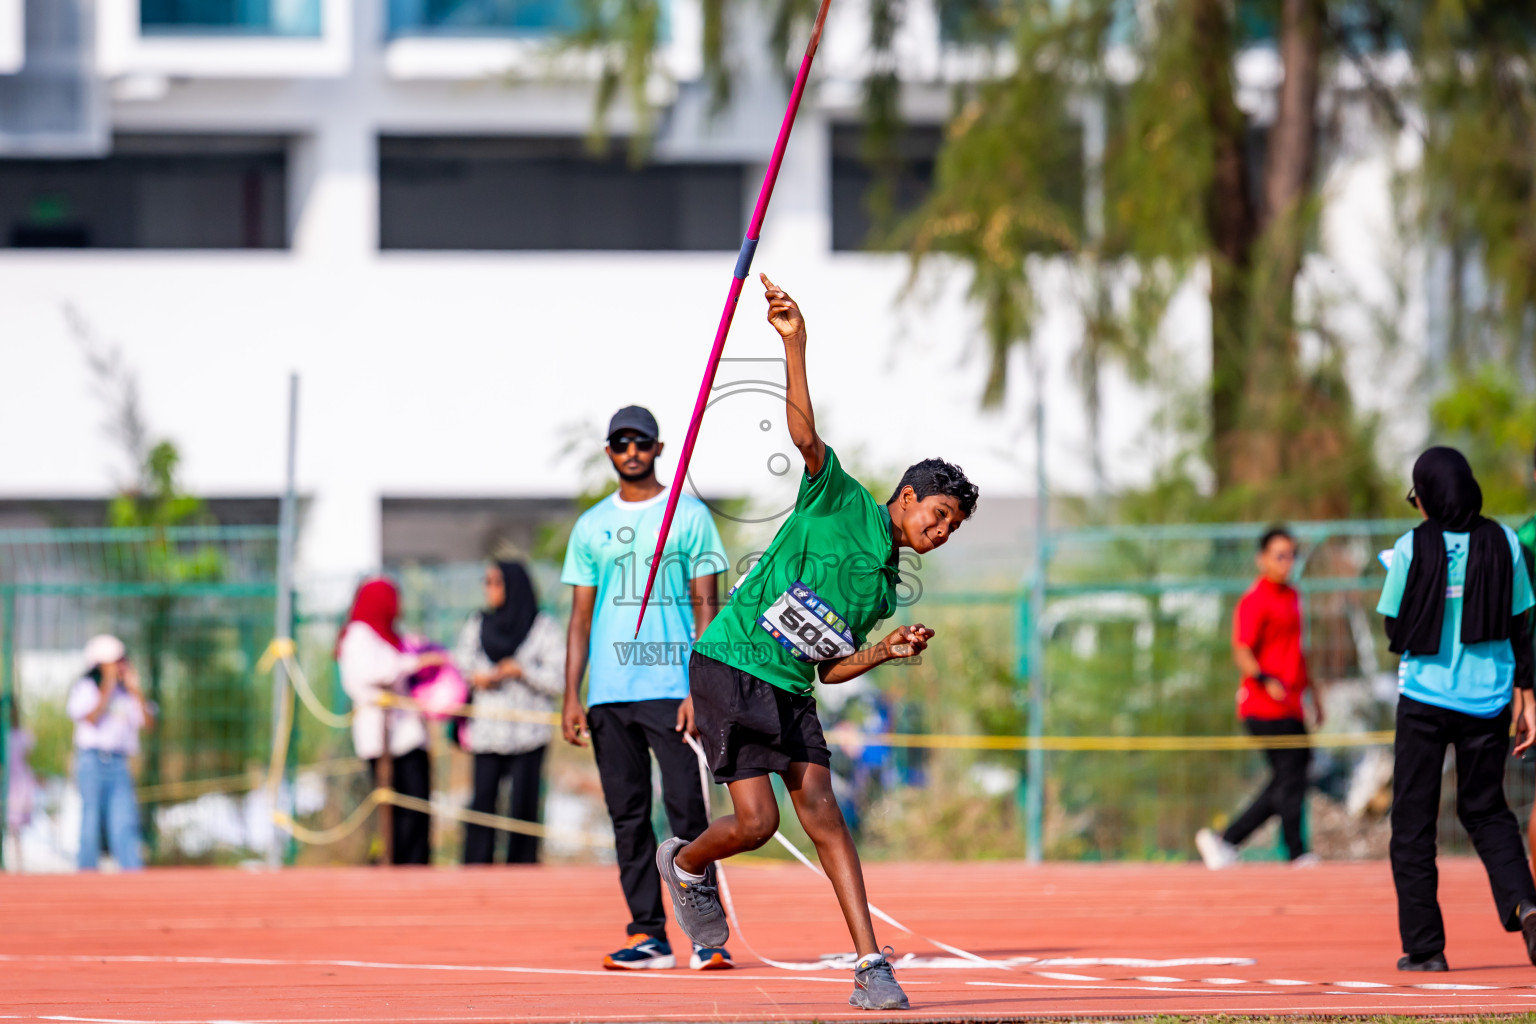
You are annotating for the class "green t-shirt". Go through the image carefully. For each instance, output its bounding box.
[697,446,900,696]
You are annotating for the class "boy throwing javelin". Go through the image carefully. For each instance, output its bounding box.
[656,274,979,1011]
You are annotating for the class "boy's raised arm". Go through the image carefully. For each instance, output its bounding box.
[761,272,825,477]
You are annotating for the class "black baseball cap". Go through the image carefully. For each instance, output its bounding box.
[607,405,659,442]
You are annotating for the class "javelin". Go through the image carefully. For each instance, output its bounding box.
[634,0,835,635]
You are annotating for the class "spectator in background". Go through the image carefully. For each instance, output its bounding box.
[1197,526,1323,870]
[6,698,38,870]
[560,404,731,971]
[337,578,443,865]
[456,559,565,864]
[67,634,152,871]
[1380,447,1536,972]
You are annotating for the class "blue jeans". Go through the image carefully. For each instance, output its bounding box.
[76,750,144,871]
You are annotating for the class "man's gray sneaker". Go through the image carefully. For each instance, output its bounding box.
[656,837,730,948]
[849,950,909,1010]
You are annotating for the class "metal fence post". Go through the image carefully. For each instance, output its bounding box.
[378,715,393,866]
[268,374,299,869]
[1024,358,1048,865]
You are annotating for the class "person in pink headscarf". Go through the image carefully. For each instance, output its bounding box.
[337,578,443,865]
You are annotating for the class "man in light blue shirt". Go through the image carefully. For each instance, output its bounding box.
[560,405,731,971]
[1378,447,1536,974]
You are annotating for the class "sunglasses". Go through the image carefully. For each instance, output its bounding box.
[1405,486,1418,508]
[609,435,657,453]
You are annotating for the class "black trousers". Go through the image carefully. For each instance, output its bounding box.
[1223,717,1311,860]
[588,699,710,943]
[368,747,431,865]
[1391,695,1536,959]
[464,747,546,865]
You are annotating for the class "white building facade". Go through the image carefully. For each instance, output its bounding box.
[0,0,1412,584]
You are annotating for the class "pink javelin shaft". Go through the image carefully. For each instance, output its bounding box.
[634,0,834,636]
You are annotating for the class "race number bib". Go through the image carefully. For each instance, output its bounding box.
[757,581,857,663]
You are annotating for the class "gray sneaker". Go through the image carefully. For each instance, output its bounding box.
[849,950,909,1010]
[656,837,730,948]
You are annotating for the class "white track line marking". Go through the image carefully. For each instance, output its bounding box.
[0,951,1264,977]
[1027,957,1254,967]
[0,954,931,986]
[976,978,1529,1000]
[965,985,1536,1015]
[1324,990,1498,998]
[969,980,1258,996]
[144,948,1501,1001]
[36,1018,269,1024]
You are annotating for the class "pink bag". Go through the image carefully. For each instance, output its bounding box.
[402,637,468,721]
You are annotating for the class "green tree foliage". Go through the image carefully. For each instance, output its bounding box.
[72,316,258,849]
[108,440,206,530]
[903,0,1397,519]
[106,440,258,840]
[1414,0,1536,364]
[107,441,223,583]
[578,0,1536,519]
[1430,367,1536,515]
[573,0,666,162]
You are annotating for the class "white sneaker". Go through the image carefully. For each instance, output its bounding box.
[1195,828,1240,870]
[1290,853,1321,869]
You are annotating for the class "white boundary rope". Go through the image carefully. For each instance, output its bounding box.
[685,735,1004,971]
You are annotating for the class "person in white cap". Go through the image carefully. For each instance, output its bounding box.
[66,634,154,870]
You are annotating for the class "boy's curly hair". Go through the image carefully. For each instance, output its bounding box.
[886,458,979,521]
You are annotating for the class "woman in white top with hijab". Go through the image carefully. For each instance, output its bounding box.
[455,559,565,864]
[336,577,443,865]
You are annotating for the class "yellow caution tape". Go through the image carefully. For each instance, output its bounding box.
[261,639,1399,756]
[826,730,1396,752]
[239,637,1409,857]
[274,793,385,846]
[272,787,614,848]
[136,759,363,804]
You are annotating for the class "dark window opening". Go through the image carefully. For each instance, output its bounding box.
[379,136,744,251]
[937,0,1007,43]
[140,0,322,36]
[0,134,288,249]
[387,0,580,36]
[831,125,942,253]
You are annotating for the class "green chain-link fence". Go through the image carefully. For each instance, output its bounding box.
[0,527,280,866]
[1,521,1529,869]
[1030,518,1534,861]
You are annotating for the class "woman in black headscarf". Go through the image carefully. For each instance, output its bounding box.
[1378,446,1536,972]
[454,560,565,864]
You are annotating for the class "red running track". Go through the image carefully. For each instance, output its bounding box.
[4,859,1536,1022]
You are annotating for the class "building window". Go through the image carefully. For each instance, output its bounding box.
[140,0,322,36]
[830,125,942,253]
[387,0,580,36]
[0,135,288,249]
[379,137,744,251]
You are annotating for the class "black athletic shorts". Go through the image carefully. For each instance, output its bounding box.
[688,651,831,784]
